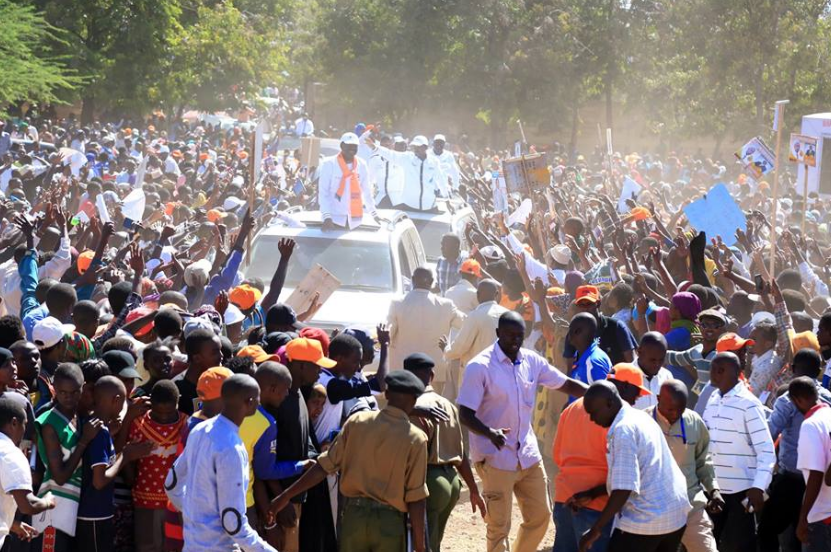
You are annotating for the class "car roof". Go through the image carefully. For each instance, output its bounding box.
[403,200,474,223]
[253,209,415,243]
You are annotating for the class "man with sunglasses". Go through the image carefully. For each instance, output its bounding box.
[665,309,728,410]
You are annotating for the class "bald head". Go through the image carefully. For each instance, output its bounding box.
[640,331,668,350]
[498,310,525,330]
[584,379,619,403]
[255,361,292,387]
[413,267,434,290]
[94,375,126,398]
[222,373,261,402]
[477,279,501,304]
[570,312,598,333]
[660,379,688,406]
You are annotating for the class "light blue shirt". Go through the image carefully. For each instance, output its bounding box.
[165,415,274,552]
[768,382,831,473]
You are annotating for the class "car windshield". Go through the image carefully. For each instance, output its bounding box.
[412,218,450,261]
[248,235,395,292]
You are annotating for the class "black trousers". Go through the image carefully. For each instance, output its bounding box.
[75,518,114,552]
[608,525,685,552]
[757,470,805,552]
[711,490,757,552]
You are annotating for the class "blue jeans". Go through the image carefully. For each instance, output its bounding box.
[553,502,613,552]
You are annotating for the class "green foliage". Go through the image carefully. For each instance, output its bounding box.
[0,0,79,106]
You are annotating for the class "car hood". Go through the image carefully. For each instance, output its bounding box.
[279,287,399,331]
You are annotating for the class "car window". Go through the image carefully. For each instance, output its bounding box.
[248,235,394,292]
[412,218,450,262]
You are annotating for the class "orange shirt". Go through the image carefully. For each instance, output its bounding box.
[553,397,610,511]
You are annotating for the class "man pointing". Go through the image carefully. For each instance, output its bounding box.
[318,132,378,231]
[457,311,588,552]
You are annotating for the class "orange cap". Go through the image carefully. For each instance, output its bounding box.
[285,337,336,368]
[607,363,651,396]
[460,259,482,278]
[630,206,651,221]
[207,209,227,223]
[229,284,262,310]
[165,202,178,216]
[238,151,249,159]
[546,286,565,297]
[716,332,755,353]
[575,285,601,304]
[791,330,820,355]
[197,366,233,401]
[200,153,210,161]
[77,250,95,274]
[236,345,278,364]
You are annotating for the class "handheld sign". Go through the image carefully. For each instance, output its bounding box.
[502,153,550,193]
[682,183,747,247]
[283,264,341,318]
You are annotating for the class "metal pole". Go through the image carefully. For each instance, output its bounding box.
[769,100,788,277]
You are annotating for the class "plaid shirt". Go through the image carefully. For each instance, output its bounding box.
[761,301,795,407]
[436,254,464,296]
[607,404,691,535]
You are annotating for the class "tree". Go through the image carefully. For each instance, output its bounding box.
[0,0,78,108]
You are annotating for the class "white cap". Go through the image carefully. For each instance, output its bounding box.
[433,134,447,143]
[480,245,505,262]
[224,196,246,211]
[224,304,245,326]
[157,144,170,154]
[411,135,429,147]
[393,136,407,144]
[549,244,572,265]
[340,132,360,146]
[33,317,74,350]
[750,311,775,328]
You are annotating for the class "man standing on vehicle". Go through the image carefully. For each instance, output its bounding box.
[365,134,448,212]
[429,134,461,192]
[319,132,378,231]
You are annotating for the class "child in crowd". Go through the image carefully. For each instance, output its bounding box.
[76,376,153,552]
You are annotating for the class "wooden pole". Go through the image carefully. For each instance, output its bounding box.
[769,100,788,277]
[802,163,810,237]
[246,129,256,264]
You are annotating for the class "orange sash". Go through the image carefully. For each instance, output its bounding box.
[335,154,362,218]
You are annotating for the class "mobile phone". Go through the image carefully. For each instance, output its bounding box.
[123,218,134,231]
[754,274,764,292]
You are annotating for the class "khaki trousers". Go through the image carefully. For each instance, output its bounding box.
[474,460,551,552]
[681,508,718,552]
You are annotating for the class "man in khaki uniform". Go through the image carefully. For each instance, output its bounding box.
[268,371,430,552]
[388,267,464,395]
[404,353,486,552]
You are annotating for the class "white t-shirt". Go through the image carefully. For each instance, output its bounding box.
[0,432,33,547]
[798,405,831,523]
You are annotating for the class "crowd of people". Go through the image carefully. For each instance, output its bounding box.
[0,94,830,552]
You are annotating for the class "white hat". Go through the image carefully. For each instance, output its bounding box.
[223,196,246,211]
[224,304,245,326]
[183,317,216,338]
[157,145,170,154]
[340,132,360,146]
[549,244,572,265]
[33,317,74,350]
[480,245,505,262]
[411,135,429,147]
[750,311,775,328]
[433,134,447,143]
[393,136,407,144]
[184,259,212,287]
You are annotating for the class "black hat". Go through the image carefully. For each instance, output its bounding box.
[260,331,294,354]
[101,350,140,380]
[403,353,435,373]
[266,304,305,330]
[385,371,426,396]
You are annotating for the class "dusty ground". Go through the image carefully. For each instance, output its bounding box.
[441,457,557,552]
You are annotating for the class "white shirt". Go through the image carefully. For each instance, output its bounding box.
[0,432,33,548]
[457,343,566,471]
[634,367,673,410]
[607,404,691,535]
[368,153,404,205]
[0,237,72,316]
[428,149,461,190]
[373,147,448,211]
[445,279,478,314]
[164,156,181,176]
[797,405,831,523]
[702,382,776,493]
[294,117,314,137]
[317,154,377,229]
[313,370,343,444]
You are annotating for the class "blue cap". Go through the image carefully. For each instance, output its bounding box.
[354,123,366,135]
[344,327,374,354]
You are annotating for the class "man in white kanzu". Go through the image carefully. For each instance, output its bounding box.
[428,134,461,192]
[318,133,378,231]
[365,133,448,212]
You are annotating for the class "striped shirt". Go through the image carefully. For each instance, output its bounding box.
[606,404,691,535]
[702,382,775,494]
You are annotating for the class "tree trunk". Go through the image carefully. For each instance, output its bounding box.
[81,95,96,125]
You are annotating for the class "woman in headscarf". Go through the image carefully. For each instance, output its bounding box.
[665,291,702,350]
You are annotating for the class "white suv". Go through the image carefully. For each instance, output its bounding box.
[405,199,477,270]
[244,209,427,333]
